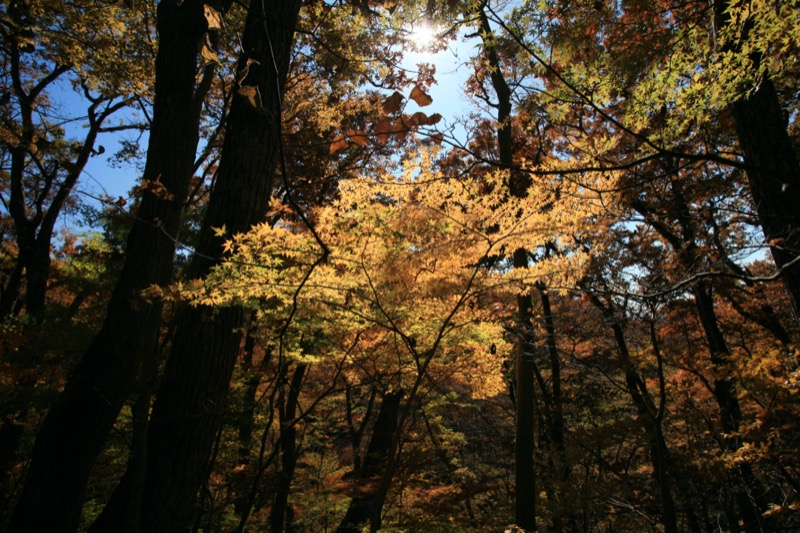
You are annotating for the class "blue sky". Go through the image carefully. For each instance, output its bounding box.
[58,23,479,229]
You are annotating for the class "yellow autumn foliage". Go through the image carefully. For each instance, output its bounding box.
[183,147,602,398]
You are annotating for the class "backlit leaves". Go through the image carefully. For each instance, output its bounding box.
[409,85,433,107]
[237,85,264,112]
[203,4,223,30]
[382,90,405,114]
[199,34,220,65]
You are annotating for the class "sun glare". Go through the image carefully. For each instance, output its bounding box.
[409,23,438,52]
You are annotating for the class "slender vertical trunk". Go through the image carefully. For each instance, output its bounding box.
[692,286,769,532]
[476,7,538,529]
[8,1,209,529]
[587,294,679,533]
[237,331,261,466]
[337,391,402,533]
[632,180,772,531]
[23,234,52,317]
[514,290,538,532]
[537,283,574,532]
[269,364,307,533]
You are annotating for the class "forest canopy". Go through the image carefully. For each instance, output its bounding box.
[1,0,799,532]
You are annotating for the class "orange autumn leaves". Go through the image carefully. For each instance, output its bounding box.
[330,85,443,154]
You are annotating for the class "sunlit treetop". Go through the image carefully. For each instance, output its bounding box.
[172,146,601,397]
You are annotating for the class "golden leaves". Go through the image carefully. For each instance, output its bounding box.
[199,34,219,66]
[237,85,264,112]
[180,151,569,398]
[203,4,223,31]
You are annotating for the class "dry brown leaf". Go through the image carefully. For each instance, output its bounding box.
[431,133,444,146]
[330,134,348,154]
[409,85,433,107]
[140,179,175,201]
[391,120,410,142]
[347,129,369,146]
[373,120,394,143]
[426,113,443,125]
[204,4,223,30]
[382,91,404,114]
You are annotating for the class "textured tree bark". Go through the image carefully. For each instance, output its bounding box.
[8,1,208,530]
[133,2,302,530]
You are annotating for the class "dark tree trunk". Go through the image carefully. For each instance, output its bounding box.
[513,291,538,533]
[632,186,771,532]
[23,233,52,317]
[337,391,402,533]
[269,364,307,533]
[587,294,679,533]
[692,286,770,533]
[732,79,800,321]
[476,7,538,530]
[712,0,800,321]
[125,2,301,531]
[537,283,575,532]
[237,330,262,466]
[8,1,209,530]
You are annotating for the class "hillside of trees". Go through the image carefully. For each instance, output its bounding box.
[1,0,799,531]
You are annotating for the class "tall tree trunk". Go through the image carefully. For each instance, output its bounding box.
[337,391,402,533]
[476,7,538,530]
[513,292,538,532]
[536,283,574,532]
[8,1,210,530]
[134,2,301,530]
[632,186,771,531]
[692,285,769,532]
[269,364,307,533]
[713,0,800,321]
[237,330,260,466]
[587,293,679,533]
